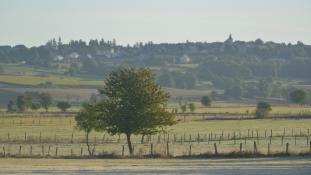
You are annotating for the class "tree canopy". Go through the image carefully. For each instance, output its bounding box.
[98,68,176,154]
[255,101,272,119]
[201,96,212,107]
[289,89,309,105]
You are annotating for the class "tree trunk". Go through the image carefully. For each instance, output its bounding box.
[86,132,92,156]
[126,134,133,155]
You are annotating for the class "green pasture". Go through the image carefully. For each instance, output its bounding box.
[0,75,104,86]
[0,116,310,156]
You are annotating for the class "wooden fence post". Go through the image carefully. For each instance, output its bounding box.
[48,145,51,156]
[189,144,192,156]
[286,143,289,154]
[268,143,270,155]
[166,142,170,156]
[3,146,5,157]
[150,143,153,155]
[24,132,27,141]
[55,147,58,157]
[19,145,22,156]
[239,143,242,153]
[81,147,83,156]
[122,145,124,157]
[39,132,42,143]
[71,133,74,143]
[295,135,297,146]
[253,141,257,154]
[214,143,218,155]
[281,136,284,146]
[30,145,32,155]
[42,145,44,156]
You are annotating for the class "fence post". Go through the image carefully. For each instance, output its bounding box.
[268,143,270,155]
[253,141,257,154]
[286,143,289,154]
[7,133,10,142]
[150,143,153,156]
[214,143,218,155]
[295,135,297,146]
[42,145,44,156]
[39,132,42,143]
[189,144,192,156]
[71,133,74,144]
[24,132,27,141]
[122,145,124,157]
[30,145,32,156]
[239,143,242,153]
[166,142,170,157]
[55,147,58,157]
[48,145,51,156]
[309,141,311,152]
[281,136,284,146]
[81,147,83,157]
[19,145,22,156]
[3,146,5,157]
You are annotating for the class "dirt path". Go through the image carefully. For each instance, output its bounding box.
[0,157,311,174]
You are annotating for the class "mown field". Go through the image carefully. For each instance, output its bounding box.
[0,116,310,157]
[0,75,104,86]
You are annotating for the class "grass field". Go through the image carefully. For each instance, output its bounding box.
[0,116,310,157]
[0,75,104,86]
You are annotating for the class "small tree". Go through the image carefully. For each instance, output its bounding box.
[31,103,41,111]
[98,68,176,155]
[189,103,195,112]
[7,100,16,112]
[201,96,212,107]
[75,103,101,156]
[255,102,272,119]
[180,104,187,113]
[289,90,309,105]
[39,93,52,112]
[16,96,27,112]
[57,101,71,112]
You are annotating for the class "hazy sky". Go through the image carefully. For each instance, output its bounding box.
[1,0,310,46]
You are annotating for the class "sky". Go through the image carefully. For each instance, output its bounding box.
[0,0,310,47]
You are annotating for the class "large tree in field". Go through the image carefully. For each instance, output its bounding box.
[98,68,176,155]
[289,89,309,105]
